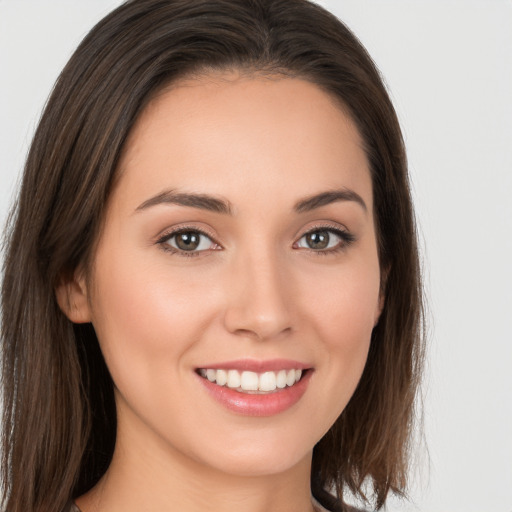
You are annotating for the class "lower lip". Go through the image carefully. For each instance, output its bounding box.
[197,371,312,417]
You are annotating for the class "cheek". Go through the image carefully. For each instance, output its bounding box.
[303,253,381,346]
[318,282,375,378]
[87,250,217,387]
[298,255,380,419]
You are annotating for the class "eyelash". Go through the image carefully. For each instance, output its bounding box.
[295,225,356,255]
[156,224,355,258]
[156,227,219,258]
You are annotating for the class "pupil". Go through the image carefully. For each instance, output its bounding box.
[307,231,329,249]
[176,232,200,251]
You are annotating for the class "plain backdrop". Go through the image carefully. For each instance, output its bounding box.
[1,1,511,511]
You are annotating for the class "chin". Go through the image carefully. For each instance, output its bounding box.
[186,428,316,478]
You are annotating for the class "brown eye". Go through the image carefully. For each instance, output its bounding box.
[163,230,217,253]
[295,227,354,252]
[175,231,201,251]
[305,231,330,249]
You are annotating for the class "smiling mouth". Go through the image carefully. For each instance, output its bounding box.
[197,368,306,394]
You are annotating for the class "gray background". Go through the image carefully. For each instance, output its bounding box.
[1,1,511,510]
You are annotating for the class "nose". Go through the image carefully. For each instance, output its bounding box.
[223,249,294,341]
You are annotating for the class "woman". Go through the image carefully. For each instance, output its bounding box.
[1,1,424,511]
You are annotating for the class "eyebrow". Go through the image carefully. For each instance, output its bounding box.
[135,190,233,215]
[135,187,367,215]
[294,188,367,214]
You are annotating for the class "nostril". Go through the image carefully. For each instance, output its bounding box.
[223,265,294,340]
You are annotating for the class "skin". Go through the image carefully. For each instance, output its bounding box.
[59,73,383,512]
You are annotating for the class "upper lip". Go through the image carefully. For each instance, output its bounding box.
[196,359,311,372]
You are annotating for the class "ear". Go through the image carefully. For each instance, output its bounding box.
[55,269,92,323]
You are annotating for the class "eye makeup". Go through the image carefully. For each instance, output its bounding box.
[155,221,356,258]
[294,224,356,255]
[156,226,221,257]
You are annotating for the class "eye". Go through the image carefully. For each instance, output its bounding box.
[159,229,219,254]
[295,227,354,252]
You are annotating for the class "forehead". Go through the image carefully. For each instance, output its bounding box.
[114,73,372,214]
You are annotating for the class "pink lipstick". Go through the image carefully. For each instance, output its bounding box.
[195,359,312,416]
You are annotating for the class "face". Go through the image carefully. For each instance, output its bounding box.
[69,74,382,478]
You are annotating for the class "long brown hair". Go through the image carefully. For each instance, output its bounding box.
[1,1,424,511]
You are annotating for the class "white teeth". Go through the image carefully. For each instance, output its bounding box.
[216,369,228,386]
[227,369,241,388]
[286,369,296,387]
[276,369,287,389]
[198,368,305,393]
[259,371,277,392]
[240,371,259,391]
